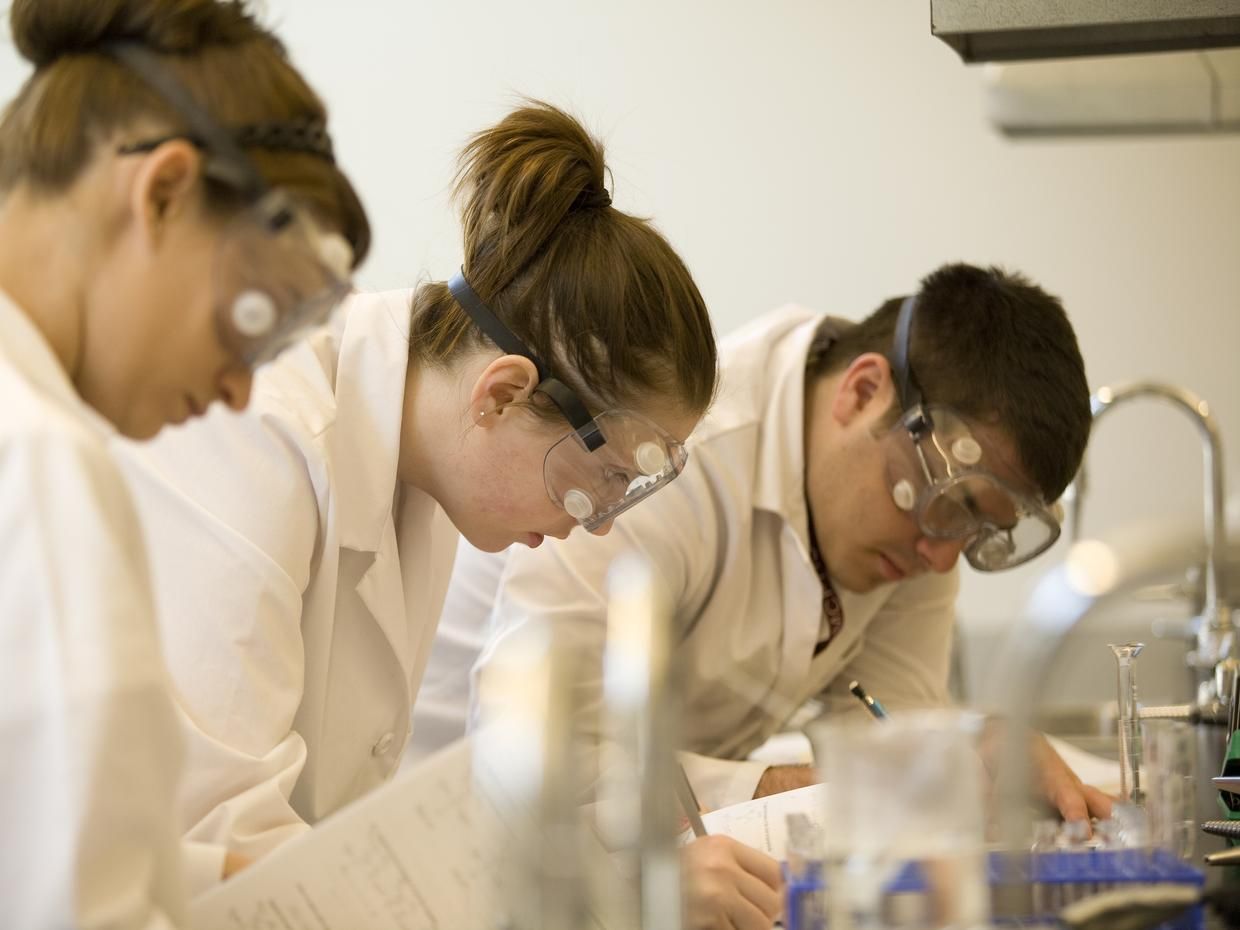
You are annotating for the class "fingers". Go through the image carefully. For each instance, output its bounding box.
[1081,784,1115,820]
[683,836,783,930]
[730,867,783,921]
[728,839,784,897]
[1052,780,1090,824]
[726,894,778,930]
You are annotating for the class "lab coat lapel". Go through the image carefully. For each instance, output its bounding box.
[748,313,856,710]
[327,291,416,682]
[773,525,825,709]
[746,313,824,704]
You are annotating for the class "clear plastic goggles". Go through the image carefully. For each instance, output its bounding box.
[883,405,1061,571]
[543,410,688,531]
[213,189,354,368]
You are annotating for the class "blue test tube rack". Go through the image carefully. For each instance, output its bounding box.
[784,847,1205,930]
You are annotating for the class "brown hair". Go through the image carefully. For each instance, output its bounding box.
[0,0,369,263]
[409,101,717,419]
[807,263,1090,501]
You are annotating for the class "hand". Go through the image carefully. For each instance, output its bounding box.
[752,764,818,799]
[682,835,783,930]
[1030,732,1114,823]
[222,851,252,880]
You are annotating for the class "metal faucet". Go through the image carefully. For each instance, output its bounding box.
[1071,381,1234,674]
[992,526,1222,864]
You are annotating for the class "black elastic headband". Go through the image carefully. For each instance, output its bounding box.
[448,269,605,451]
[891,295,922,411]
[103,42,270,202]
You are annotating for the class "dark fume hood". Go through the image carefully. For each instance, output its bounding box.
[931,0,1240,63]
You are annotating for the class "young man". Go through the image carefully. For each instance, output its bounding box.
[437,263,1106,930]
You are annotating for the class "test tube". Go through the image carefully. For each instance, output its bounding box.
[1109,642,1145,805]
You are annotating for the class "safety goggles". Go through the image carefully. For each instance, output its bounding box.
[885,297,1061,571]
[448,271,688,531]
[107,43,353,369]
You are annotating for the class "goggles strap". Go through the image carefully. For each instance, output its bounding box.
[891,295,922,411]
[103,42,269,203]
[448,269,605,452]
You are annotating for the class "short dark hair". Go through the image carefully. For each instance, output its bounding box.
[807,263,1090,501]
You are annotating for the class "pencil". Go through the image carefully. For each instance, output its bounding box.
[675,762,709,837]
[849,679,889,721]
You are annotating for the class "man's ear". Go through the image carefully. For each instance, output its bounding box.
[467,354,541,427]
[831,352,898,426]
[130,139,203,248]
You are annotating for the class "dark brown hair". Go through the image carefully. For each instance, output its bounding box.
[808,263,1090,501]
[409,101,717,419]
[0,0,369,263]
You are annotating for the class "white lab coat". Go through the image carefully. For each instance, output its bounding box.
[474,305,958,811]
[116,289,460,895]
[405,538,506,763]
[0,290,185,928]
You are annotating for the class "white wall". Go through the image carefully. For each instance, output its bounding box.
[3,1,1238,654]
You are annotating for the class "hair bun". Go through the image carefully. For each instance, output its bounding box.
[11,0,259,69]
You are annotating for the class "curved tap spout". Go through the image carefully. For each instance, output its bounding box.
[1071,381,1231,663]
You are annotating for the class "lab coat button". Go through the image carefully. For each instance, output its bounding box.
[371,732,395,756]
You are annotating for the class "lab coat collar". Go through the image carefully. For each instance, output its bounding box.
[746,310,851,554]
[743,309,826,549]
[0,287,114,438]
[328,290,415,553]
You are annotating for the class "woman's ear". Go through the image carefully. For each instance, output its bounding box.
[130,139,203,248]
[467,354,541,427]
[831,352,898,426]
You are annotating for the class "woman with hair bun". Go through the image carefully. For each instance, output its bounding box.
[119,100,720,890]
[0,0,368,924]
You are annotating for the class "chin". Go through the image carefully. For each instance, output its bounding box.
[458,525,516,555]
[116,413,165,442]
[834,565,879,596]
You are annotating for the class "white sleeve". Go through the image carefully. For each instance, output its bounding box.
[118,397,321,896]
[679,751,770,811]
[0,428,185,929]
[816,568,959,717]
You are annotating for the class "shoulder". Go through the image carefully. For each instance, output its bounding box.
[697,305,821,440]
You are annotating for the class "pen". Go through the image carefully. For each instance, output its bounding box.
[676,762,709,838]
[849,679,889,721]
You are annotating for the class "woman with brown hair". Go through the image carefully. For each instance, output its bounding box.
[0,0,368,925]
[119,101,721,890]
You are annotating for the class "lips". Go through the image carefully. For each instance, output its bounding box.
[878,552,907,582]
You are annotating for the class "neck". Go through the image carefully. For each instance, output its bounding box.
[396,355,476,497]
[803,371,844,504]
[0,186,92,378]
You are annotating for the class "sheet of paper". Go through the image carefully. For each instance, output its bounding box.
[189,737,620,930]
[189,739,497,929]
[678,782,828,860]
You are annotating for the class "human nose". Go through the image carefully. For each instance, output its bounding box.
[217,367,254,412]
[588,518,616,537]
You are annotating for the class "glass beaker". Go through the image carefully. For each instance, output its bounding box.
[809,709,989,930]
[1143,719,1197,860]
